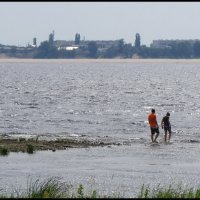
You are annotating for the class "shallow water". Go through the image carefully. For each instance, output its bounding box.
[1,141,200,197]
[1,59,200,197]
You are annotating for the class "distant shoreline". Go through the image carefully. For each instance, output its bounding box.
[0,58,200,63]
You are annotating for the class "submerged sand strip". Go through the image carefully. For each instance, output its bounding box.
[0,136,121,153]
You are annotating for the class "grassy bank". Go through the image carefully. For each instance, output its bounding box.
[0,177,200,198]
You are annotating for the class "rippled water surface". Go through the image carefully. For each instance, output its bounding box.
[1,59,200,197]
[1,59,200,139]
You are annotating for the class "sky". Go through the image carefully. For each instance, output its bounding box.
[1,2,200,47]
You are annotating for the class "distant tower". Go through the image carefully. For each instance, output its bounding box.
[33,38,37,46]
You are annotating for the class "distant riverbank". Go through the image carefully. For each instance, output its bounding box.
[0,58,200,63]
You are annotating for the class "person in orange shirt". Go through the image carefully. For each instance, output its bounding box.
[148,108,160,143]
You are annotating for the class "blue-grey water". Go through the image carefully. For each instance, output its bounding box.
[1,59,200,197]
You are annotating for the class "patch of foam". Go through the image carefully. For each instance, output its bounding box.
[69,134,79,137]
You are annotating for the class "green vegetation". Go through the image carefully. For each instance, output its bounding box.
[135,33,141,49]
[1,178,200,198]
[34,41,58,58]
[26,144,35,154]
[75,33,81,45]
[88,41,98,58]
[0,177,113,198]
[138,184,200,198]
[26,177,69,198]
[0,146,9,156]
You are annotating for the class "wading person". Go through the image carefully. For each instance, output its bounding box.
[161,112,172,142]
[148,109,160,143]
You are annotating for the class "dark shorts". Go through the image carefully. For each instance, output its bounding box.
[150,127,159,135]
[164,126,171,133]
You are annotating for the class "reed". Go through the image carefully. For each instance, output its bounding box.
[1,178,200,198]
[25,177,70,198]
[138,183,200,198]
[26,144,35,154]
[0,146,9,156]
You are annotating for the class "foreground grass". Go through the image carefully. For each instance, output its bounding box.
[0,177,118,198]
[138,184,200,198]
[1,178,200,198]
[0,146,9,156]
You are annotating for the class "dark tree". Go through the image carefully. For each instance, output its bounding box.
[170,42,193,58]
[57,49,76,58]
[117,39,124,54]
[49,31,55,46]
[75,33,81,45]
[34,41,58,58]
[10,46,17,54]
[88,41,98,58]
[103,46,118,58]
[193,41,200,57]
[122,43,133,58]
[135,33,141,48]
[33,38,37,46]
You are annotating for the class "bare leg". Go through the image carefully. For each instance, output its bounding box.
[164,131,167,142]
[151,134,154,142]
[154,132,159,142]
[168,132,171,142]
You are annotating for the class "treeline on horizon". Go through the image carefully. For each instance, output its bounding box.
[2,33,200,59]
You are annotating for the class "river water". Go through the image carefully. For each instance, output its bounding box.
[0,59,200,197]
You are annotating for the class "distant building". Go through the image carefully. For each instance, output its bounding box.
[87,40,119,49]
[58,46,79,51]
[151,39,200,48]
[55,39,119,52]
[54,40,74,48]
